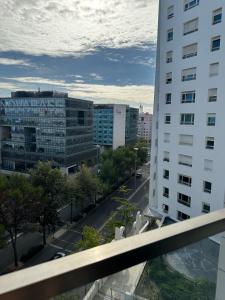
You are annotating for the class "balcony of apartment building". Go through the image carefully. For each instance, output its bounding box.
[0,208,225,300]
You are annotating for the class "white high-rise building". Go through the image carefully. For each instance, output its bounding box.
[150,0,225,221]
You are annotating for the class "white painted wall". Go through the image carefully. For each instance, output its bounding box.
[113,105,126,149]
[150,0,225,220]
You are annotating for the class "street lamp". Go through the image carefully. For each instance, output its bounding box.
[134,147,138,190]
[96,144,101,175]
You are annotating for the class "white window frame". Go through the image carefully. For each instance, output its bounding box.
[211,36,221,52]
[212,8,222,25]
[207,113,216,126]
[180,113,195,125]
[208,88,217,102]
[202,202,210,214]
[184,0,199,11]
[181,91,196,103]
[203,181,212,193]
[183,43,198,59]
[205,137,215,150]
[183,18,198,35]
[177,193,191,207]
[167,29,173,41]
[182,68,196,81]
[178,174,192,186]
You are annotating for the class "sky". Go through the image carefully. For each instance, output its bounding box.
[0,0,158,112]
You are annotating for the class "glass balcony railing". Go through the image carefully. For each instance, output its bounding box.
[0,209,225,300]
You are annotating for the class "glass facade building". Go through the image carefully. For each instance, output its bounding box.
[94,104,138,149]
[0,91,97,173]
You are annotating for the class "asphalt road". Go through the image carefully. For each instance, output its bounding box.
[26,166,150,268]
[0,163,150,272]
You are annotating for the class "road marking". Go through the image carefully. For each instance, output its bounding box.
[68,229,82,235]
[98,178,150,232]
[50,243,72,253]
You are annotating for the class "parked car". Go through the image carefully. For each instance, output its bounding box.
[136,169,142,178]
[51,251,66,260]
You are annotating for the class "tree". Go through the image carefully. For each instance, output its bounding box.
[30,161,67,245]
[65,177,85,223]
[76,164,103,204]
[113,197,136,236]
[0,224,5,249]
[0,174,40,266]
[76,226,102,251]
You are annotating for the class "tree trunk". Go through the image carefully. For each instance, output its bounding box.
[42,224,46,245]
[70,200,73,224]
[10,231,18,267]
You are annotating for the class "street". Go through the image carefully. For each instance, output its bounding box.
[0,163,150,273]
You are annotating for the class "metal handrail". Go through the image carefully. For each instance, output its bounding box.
[0,209,225,300]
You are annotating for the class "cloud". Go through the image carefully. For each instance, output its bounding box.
[1,76,154,112]
[0,57,35,67]
[0,0,158,57]
[90,73,103,81]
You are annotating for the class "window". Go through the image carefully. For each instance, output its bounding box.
[163,169,169,179]
[181,91,195,103]
[166,93,172,104]
[167,5,174,19]
[163,187,169,198]
[165,114,171,124]
[180,113,194,125]
[164,133,170,143]
[183,43,198,59]
[183,18,198,35]
[178,174,192,186]
[163,204,169,213]
[166,51,173,63]
[202,203,210,214]
[182,68,196,81]
[208,88,217,102]
[209,63,219,77]
[166,72,172,84]
[212,8,222,25]
[153,189,155,197]
[178,154,192,167]
[204,159,213,171]
[203,181,212,193]
[184,0,199,11]
[163,151,170,162]
[205,137,215,149]
[153,172,156,180]
[177,211,190,221]
[211,36,221,52]
[179,134,193,146]
[178,193,191,207]
[207,113,216,126]
[167,29,173,41]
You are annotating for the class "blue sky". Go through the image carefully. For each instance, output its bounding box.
[0,0,158,112]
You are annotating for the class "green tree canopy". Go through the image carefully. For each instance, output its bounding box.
[76,226,102,251]
[29,161,67,245]
[0,174,41,266]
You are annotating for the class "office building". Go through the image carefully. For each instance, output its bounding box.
[94,104,138,149]
[150,0,225,221]
[0,91,97,174]
[137,105,153,142]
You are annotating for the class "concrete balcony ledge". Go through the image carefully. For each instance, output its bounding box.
[0,209,225,300]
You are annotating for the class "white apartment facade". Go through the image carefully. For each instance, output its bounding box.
[150,0,225,221]
[137,105,153,142]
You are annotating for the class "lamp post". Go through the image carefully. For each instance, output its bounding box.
[134,147,138,190]
[96,144,101,175]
